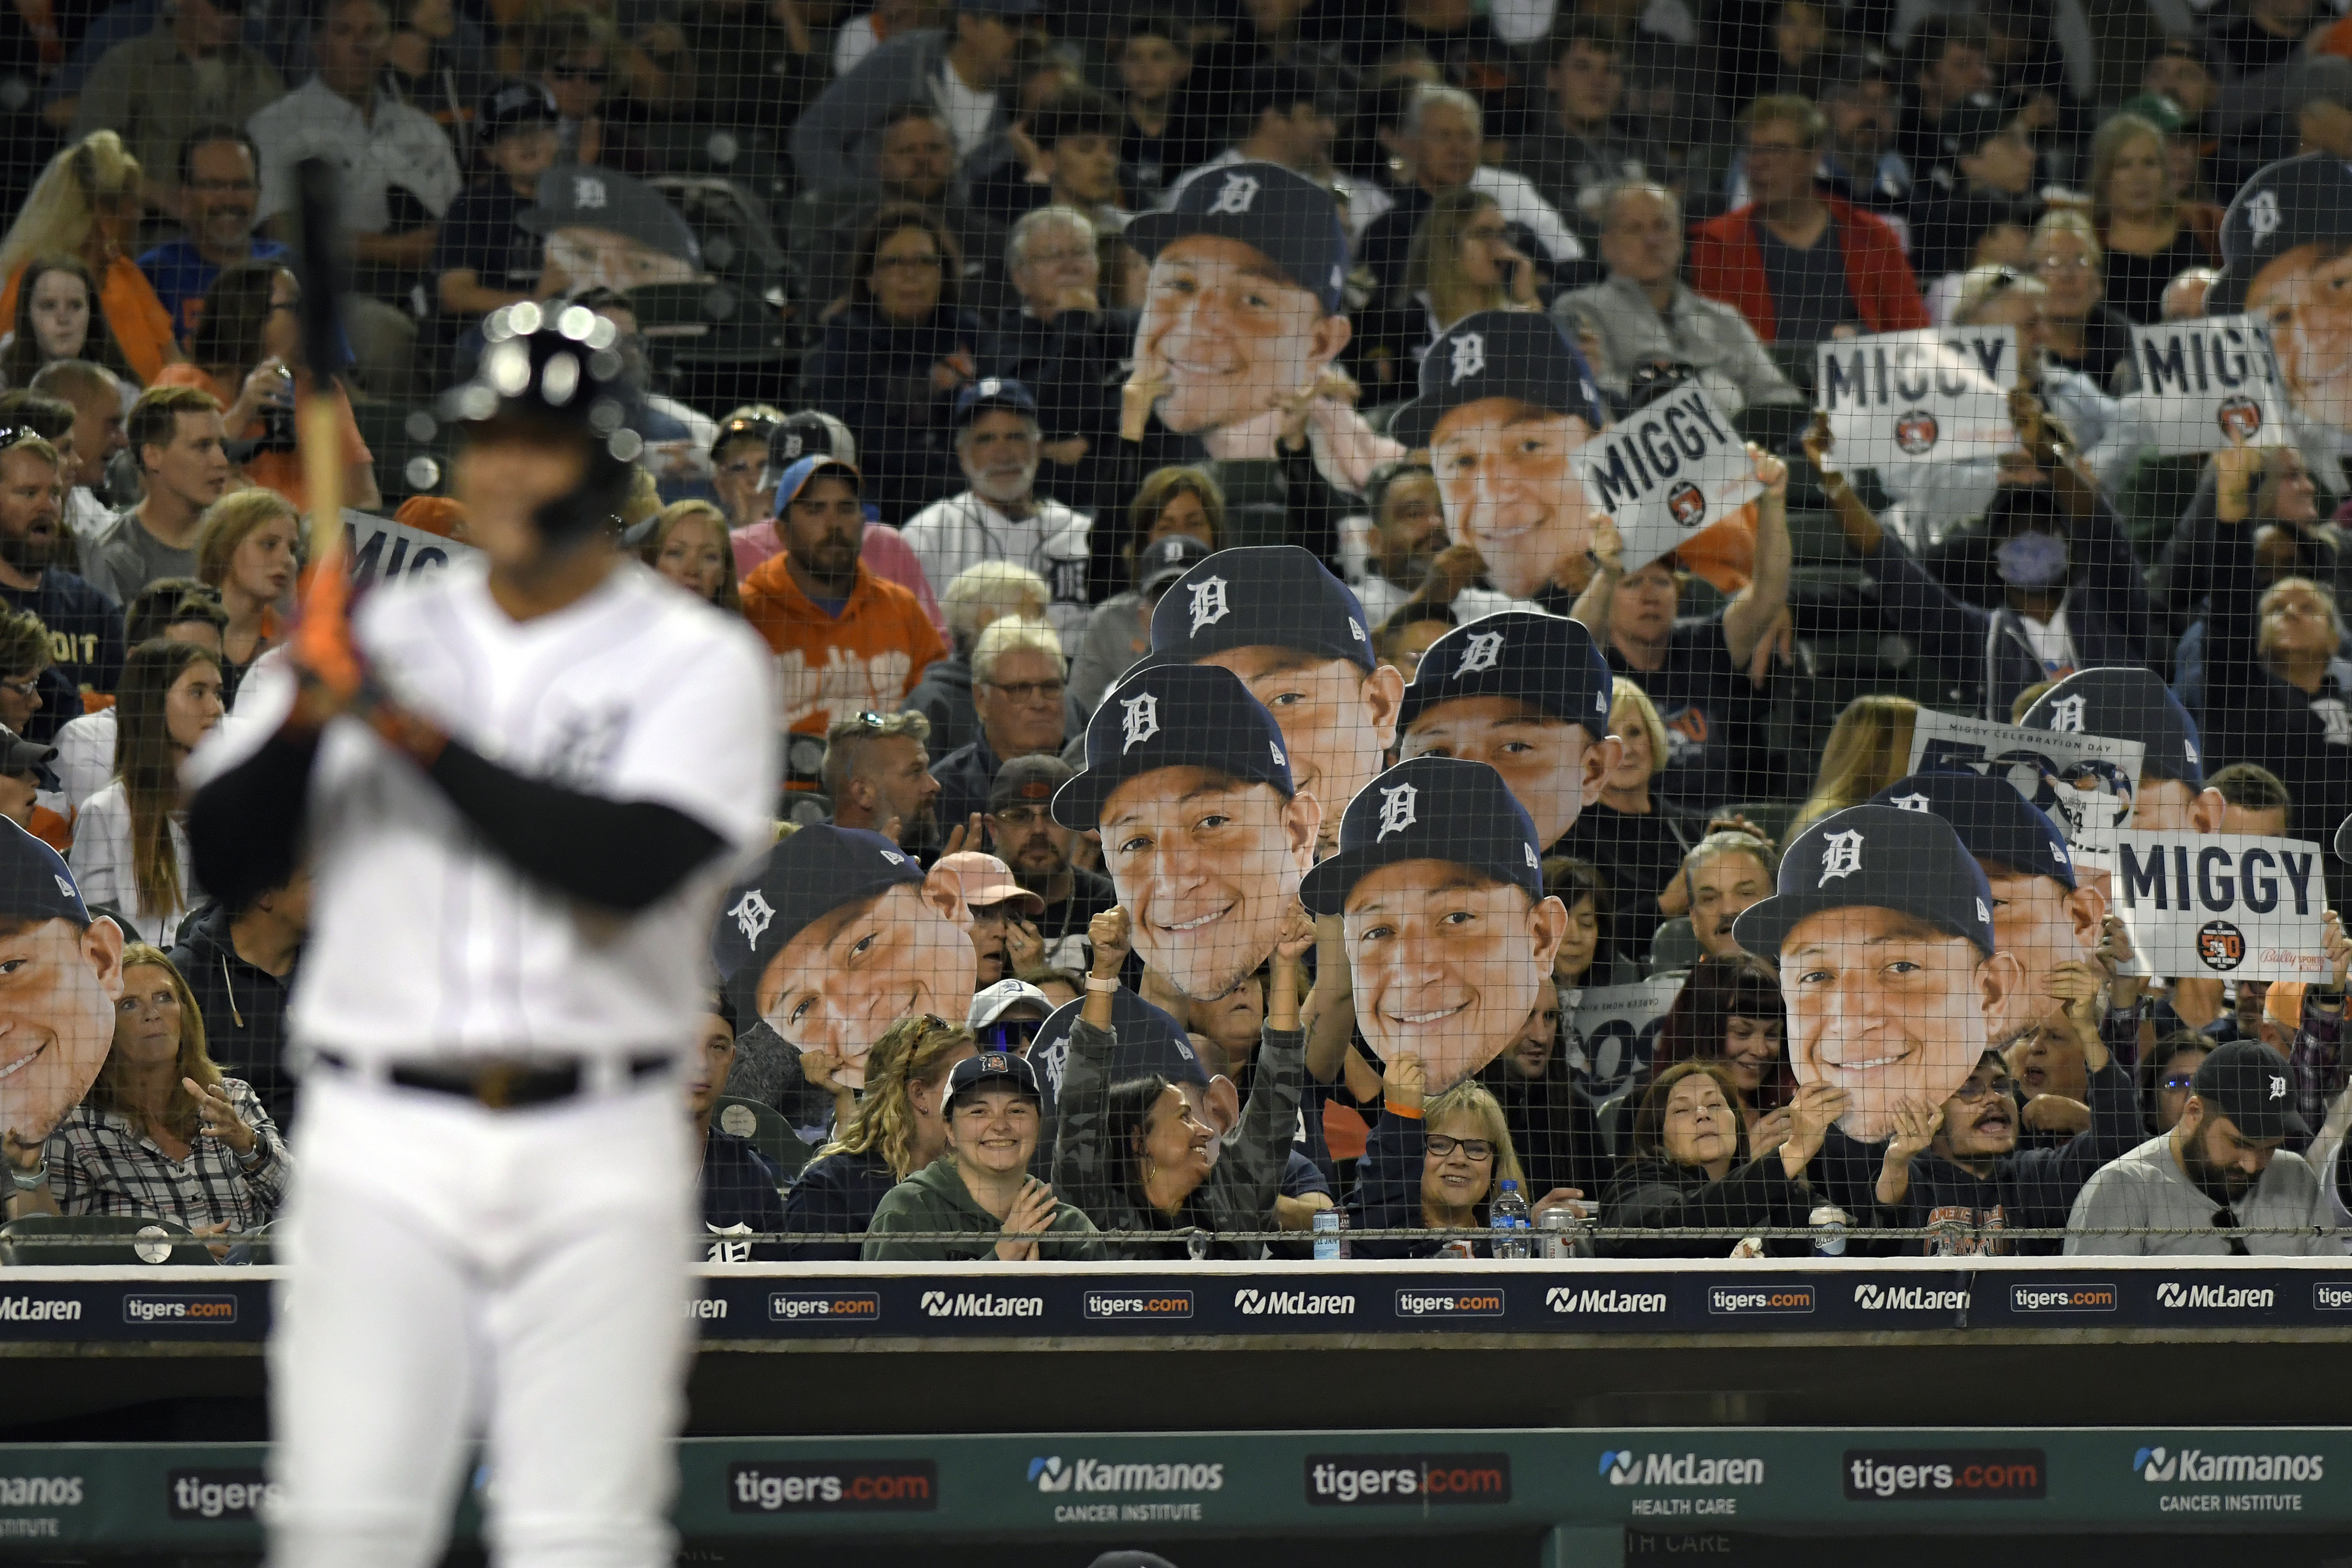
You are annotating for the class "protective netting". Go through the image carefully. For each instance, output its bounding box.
[4,0,2352,1268]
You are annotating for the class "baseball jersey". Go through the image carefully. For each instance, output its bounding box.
[895,492,1093,655]
[194,559,777,1057]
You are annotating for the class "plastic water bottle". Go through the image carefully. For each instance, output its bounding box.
[1490,1180,1531,1258]
[1312,1207,1349,1260]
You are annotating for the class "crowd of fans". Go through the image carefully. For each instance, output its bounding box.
[4,0,2352,1264]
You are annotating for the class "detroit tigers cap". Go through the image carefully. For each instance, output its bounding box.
[764,409,858,483]
[2019,666,2201,784]
[989,753,1074,812]
[1033,985,1207,1120]
[479,78,559,139]
[1300,755,1545,917]
[0,815,87,927]
[1052,663,1294,830]
[2209,153,2352,313]
[1731,803,1996,959]
[1124,160,1349,313]
[771,453,862,515]
[519,166,701,267]
[1388,309,1606,453]
[954,376,1038,428]
[2191,1038,2307,1140]
[968,977,1053,1030]
[710,825,924,1023]
[1149,544,1374,671]
[1870,769,2076,890]
[1396,609,1615,736]
[1136,532,1213,595]
[940,1049,1043,1117]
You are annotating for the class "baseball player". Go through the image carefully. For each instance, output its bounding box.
[1300,754,1568,1097]
[711,823,977,1095]
[1734,804,2026,1147]
[182,311,777,1568]
[1051,661,1317,1005]
[1395,608,1621,853]
[1148,543,1400,860]
[1388,310,1606,607]
[0,822,127,1206]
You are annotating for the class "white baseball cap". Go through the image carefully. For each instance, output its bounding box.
[968,978,1052,1030]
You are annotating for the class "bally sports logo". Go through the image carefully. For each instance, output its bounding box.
[1601,1451,1765,1487]
[2153,1282,2275,1310]
[1853,1283,1969,1311]
[1233,1288,1355,1317]
[2134,1446,2323,1484]
[1028,1457,1225,1495]
[919,1290,1043,1320]
[1546,1287,1667,1315]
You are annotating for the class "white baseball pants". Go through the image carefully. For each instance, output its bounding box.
[265,1069,696,1568]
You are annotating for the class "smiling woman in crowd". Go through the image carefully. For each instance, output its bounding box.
[1601,1060,1844,1257]
[786,1014,977,1261]
[1648,952,1797,1152]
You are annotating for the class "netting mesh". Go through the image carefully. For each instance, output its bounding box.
[5,0,2352,1268]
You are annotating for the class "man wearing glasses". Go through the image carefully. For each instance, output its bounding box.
[69,0,283,218]
[986,755,1114,970]
[928,618,1066,828]
[136,127,287,342]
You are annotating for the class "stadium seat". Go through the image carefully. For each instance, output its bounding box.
[715,1094,814,1184]
[0,1214,219,1267]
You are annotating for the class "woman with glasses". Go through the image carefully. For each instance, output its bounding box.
[1363,189,1541,389]
[2030,212,2132,384]
[528,9,650,172]
[797,203,981,526]
[153,262,379,513]
[1600,1060,1845,1257]
[0,606,50,743]
[783,1014,978,1259]
[1351,1058,1586,1258]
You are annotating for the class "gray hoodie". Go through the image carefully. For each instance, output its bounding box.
[862,1152,1107,1262]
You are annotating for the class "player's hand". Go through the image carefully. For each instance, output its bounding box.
[185,1078,257,1158]
[1882,1098,1943,1166]
[289,538,363,729]
[1272,903,1315,965]
[1748,442,1788,499]
[996,1176,1058,1262]
[1801,411,1838,477]
[1383,1051,1426,1115]
[1088,906,1132,976]
[1005,916,1045,974]
[1421,542,1488,602]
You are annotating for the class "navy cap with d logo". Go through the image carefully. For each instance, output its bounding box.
[941,1049,1043,1117]
[1052,663,1294,830]
[2210,153,2352,313]
[710,824,923,1023]
[1148,544,1373,671]
[2019,666,2201,784]
[1732,804,1996,958]
[0,816,89,928]
[1388,310,1604,451]
[1125,161,1349,313]
[1870,768,2076,890]
[1300,756,1545,916]
[1397,609,1615,735]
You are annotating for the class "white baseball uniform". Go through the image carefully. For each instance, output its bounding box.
[193,556,776,1568]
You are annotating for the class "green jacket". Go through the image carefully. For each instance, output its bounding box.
[860,1154,1107,1262]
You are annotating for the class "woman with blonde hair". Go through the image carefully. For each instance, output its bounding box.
[1348,1069,1584,1256]
[2029,210,2131,381]
[0,132,179,384]
[18,945,290,1232]
[781,1015,978,1259]
[636,498,741,612]
[1791,693,1919,834]
[70,641,224,946]
[1368,188,1541,383]
[1557,678,1695,971]
[195,488,299,696]
[2086,110,2220,326]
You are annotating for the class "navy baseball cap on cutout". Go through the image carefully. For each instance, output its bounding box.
[771,453,861,516]
[520,167,700,267]
[1149,544,1374,671]
[2019,666,2201,785]
[954,376,1038,428]
[0,816,87,927]
[711,826,923,1022]
[1033,985,1206,1119]
[941,1049,1042,1117]
[1732,804,1996,959]
[2191,1039,2307,1140]
[1388,310,1605,452]
[2211,153,2352,313]
[1871,768,2076,889]
[1300,755,1545,917]
[1125,161,1349,313]
[1053,663,1293,830]
[1136,532,1213,595]
[1397,610,1616,736]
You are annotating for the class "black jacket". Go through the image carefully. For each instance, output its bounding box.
[167,902,298,1131]
[1599,1152,1815,1258]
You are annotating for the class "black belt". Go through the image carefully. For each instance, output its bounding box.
[315,1051,673,1110]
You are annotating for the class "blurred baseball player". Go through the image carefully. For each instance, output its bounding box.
[186,309,777,1568]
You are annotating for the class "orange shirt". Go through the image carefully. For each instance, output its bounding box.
[738,556,945,739]
[0,256,178,386]
[153,363,371,516]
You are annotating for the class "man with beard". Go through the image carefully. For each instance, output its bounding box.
[2211,154,2352,474]
[2068,1039,2336,1254]
[900,379,1094,655]
[136,125,288,342]
[1351,460,1520,628]
[1395,608,1620,855]
[1873,962,2138,1255]
[820,710,941,847]
[0,431,124,735]
[1052,662,1317,1007]
[1149,544,1400,861]
[739,454,946,750]
[986,754,1114,970]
